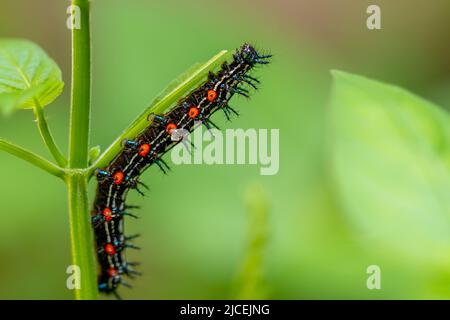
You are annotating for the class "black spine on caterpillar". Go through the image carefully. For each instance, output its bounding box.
[91,43,271,298]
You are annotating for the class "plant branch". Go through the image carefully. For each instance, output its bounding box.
[69,0,91,168]
[0,138,64,179]
[33,99,67,167]
[67,173,98,300]
[67,0,97,300]
[86,49,229,178]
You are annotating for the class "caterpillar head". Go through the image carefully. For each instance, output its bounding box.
[239,43,272,65]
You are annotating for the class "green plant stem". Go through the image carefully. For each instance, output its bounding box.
[0,138,64,178]
[86,50,229,178]
[33,99,67,167]
[67,0,97,300]
[67,173,98,300]
[69,0,91,168]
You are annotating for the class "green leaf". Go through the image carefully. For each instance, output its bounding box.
[0,39,64,114]
[329,70,450,263]
[145,50,231,117]
[88,49,230,175]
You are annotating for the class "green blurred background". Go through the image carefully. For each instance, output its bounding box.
[0,0,449,299]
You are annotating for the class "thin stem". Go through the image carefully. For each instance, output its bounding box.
[0,138,65,179]
[67,0,96,300]
[67,173,98,300]
[86,50,229,178]
[32,99,67,167]
[69,0,91,168]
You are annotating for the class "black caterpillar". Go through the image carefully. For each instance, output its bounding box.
[91,43,271,298]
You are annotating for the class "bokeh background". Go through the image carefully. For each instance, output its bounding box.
[0,0,449,299]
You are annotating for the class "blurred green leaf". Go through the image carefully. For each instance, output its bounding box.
[330,70,450,263]
[0,39,64,115]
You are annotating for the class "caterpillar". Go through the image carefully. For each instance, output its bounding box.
[91,43,271,298]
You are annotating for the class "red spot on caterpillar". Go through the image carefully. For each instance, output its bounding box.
[188,106,200,119]
[113,171,125,185]
[102,208,113,222]
[104,243,116,255]
[166,123,177,134]
[108,267,118,277]
[207,89,217,102]
[138,143,150,157]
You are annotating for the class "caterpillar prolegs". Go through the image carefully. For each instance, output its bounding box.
[91,43,271,298]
